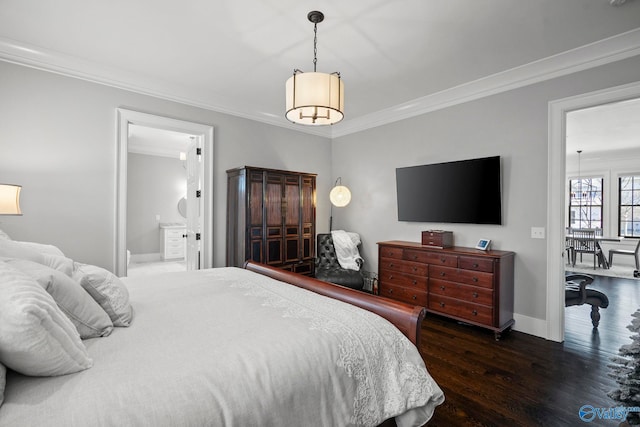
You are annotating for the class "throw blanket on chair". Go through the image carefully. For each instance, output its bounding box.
[331,230,363,271]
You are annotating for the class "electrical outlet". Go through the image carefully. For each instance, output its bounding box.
[531,227,545,239]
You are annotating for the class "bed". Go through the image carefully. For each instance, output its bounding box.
[0,238,444,427]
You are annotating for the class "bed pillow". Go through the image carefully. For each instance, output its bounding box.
[0,362,5,408]
[4,258,114,339]
[0,262,93,376]
[0,239,73,276]
[15,240,65,257]
[72,263,133,327]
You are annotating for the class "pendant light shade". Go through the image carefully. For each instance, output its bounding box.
[0,184,22,215]
[286,72,344,125]
[285,11,344,126]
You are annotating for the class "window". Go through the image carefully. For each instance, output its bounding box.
[619,175,640,237]
[569,177,603,229]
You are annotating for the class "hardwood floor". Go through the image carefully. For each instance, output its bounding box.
[420,273,640,426]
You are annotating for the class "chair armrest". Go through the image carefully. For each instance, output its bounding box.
[565,274,594,303]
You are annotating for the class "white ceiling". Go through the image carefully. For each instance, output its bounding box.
[1,0,639,139]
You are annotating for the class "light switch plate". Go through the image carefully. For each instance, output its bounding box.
[531,227,545,239]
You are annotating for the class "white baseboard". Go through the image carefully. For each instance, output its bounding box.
[130,252,161,264]
[512,313,554,341]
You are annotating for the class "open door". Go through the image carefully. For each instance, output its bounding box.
[185,137,201,270]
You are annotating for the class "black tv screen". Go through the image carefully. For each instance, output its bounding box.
[396,156,502,225]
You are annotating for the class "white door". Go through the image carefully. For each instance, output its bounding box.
[185,137,201,270]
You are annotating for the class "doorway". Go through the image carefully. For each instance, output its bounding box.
[115,109,214,277]
[547,81,640,342]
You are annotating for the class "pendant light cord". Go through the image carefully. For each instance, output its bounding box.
[313,22,318,72]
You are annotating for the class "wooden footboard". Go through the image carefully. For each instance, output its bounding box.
[243,261,426,348]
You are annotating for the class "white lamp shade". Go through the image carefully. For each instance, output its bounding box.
[286,72,344,125]
[0,184,22,215]
[330,185,351,207]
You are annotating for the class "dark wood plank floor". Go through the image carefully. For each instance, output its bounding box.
[420,273,640,426]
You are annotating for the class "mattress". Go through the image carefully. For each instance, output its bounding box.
[0,267,443,426]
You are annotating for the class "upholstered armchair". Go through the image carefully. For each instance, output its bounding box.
[315,233,364,290]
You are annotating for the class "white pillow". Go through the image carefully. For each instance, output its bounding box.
[0,239,73,276]
[0,262,93,376]
[0,362,5,408]
[72,263,133,327]
[5,258,114,339]
[0,229,10,240]
[15,240,65,257]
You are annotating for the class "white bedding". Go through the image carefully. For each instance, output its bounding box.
[0,267,443,426]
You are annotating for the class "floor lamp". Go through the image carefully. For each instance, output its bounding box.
[329,177,351,231]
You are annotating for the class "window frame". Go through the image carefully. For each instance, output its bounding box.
[568,176,604,230]
[618,174,640,238]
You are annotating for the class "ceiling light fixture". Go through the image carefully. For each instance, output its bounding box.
[285,11,344,126]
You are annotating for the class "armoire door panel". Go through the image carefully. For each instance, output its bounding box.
[227,166,316,276]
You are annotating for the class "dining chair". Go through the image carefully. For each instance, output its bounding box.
[572,229,600,269]
[608,239,640,271]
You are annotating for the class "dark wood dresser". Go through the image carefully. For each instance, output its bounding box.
[227,166,316,276]
[378,240,515,340]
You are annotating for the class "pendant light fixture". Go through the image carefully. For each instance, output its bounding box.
[285,11,344,126]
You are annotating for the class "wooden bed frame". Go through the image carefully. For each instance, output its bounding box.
[244,261,426,348]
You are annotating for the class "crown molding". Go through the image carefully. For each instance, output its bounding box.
[1,29,639,140]
[331,27,640,138]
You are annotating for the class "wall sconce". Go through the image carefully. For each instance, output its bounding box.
[329,177,351,230]
[0,184,22,215]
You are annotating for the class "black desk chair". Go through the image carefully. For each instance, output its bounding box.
[315,233,364,290]
[608,239,640,271]
[565,274,609,328]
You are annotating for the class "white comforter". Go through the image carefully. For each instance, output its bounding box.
[0,267,443,426]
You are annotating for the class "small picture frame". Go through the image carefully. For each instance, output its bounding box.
[476,239,491,251]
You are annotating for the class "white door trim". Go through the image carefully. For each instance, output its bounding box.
[115,108,214,277]
[546,80,640,342]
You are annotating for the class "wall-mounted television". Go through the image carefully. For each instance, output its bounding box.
[395,156,502,225]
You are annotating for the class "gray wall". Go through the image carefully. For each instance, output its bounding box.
[127,153,186,255]
[330,54,640,329]
[1,53,639,337]
[0,61,332,270]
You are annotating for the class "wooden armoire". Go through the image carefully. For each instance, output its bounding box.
[226,166,317,276]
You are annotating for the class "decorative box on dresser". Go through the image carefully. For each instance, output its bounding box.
[227,166,316,276]
[378,240,515,340]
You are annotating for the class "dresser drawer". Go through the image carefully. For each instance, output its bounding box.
[404,250,457,267]
[379,246,404,260]
[459,256,494,273]
[379,283,427,306]
[428,295,493,326]
[429,278,493,306]
[430,265,494,289]
[165,229,185,239]
[379,269,427,289]
[379,257,428,276]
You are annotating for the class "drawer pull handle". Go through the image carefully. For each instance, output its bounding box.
[412,295,417,300]
[472,310,478,316]
[440,272,446,277]
[412,267,417,272]
[472,292,478,298]
[440,286,445,290]
[440,258,446,263]
[389,275,394,280]
[473,263,479,268]
[389,263,394,267]
[412,280,417,285]
[440,302,445,307]
[473,277,478,282]
[388,289,393,294]
[413,255,418,260]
